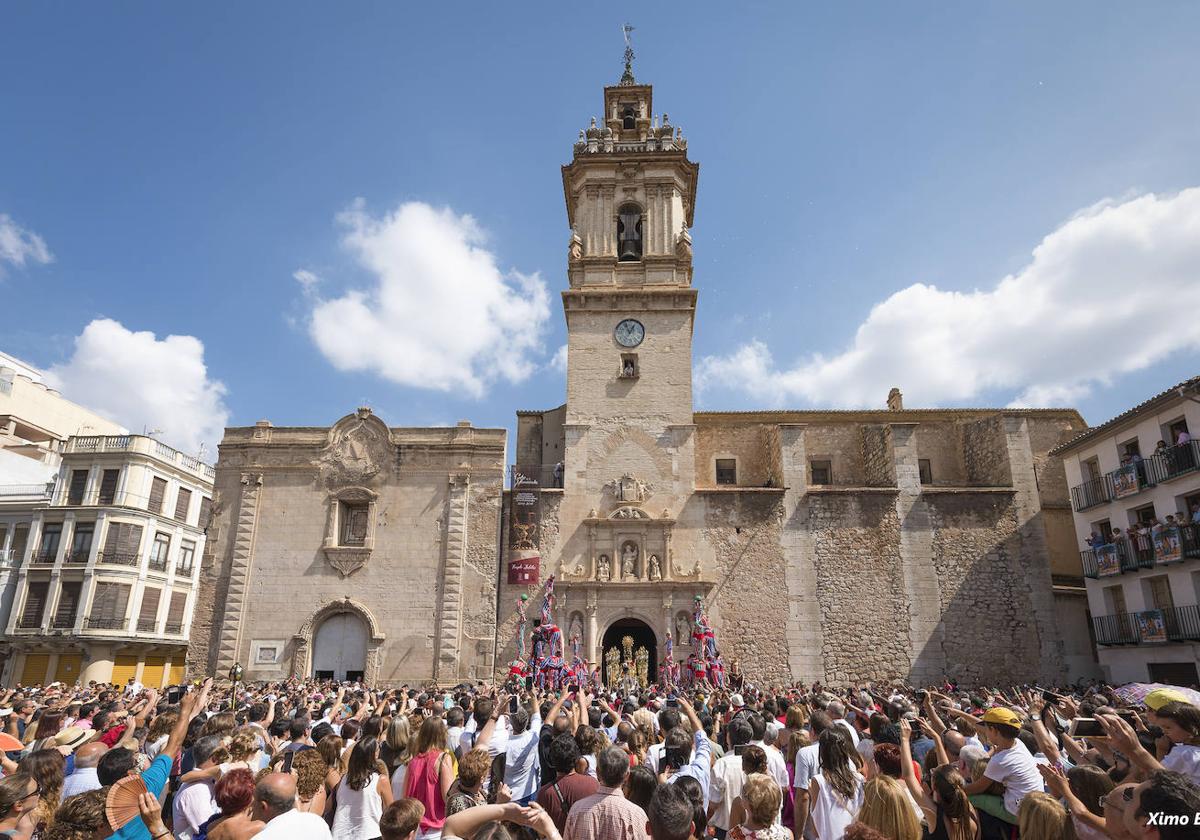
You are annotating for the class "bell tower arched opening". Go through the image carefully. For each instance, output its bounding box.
[601,618,656,687]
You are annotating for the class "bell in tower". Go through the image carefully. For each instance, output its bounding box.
[617,204,643,261]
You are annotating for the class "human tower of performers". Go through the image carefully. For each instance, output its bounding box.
[507,576,730,691]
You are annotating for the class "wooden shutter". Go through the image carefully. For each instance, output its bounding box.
[21,581,49,626]
[53,581,82,627]
[98,470,119,504]
[174,488,193,522]
[148,477,167,514]
[68,470,89,505]
[166,590,187,628]
[90,582,131,624]
[198,496,213,530]
[139,588,161,629]
[10,525,28,565]
[54,654,82,684]
[20,654,50,686]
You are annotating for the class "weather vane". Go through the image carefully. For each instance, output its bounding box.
[620,23,636,85]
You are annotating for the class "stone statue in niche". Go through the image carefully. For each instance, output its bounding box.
[648,554,661,581]
[676,614,690,644]
[621,542,638,578]
[597,555,611,581]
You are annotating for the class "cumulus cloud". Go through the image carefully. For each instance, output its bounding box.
[696,188,1200,408]
[293,268,320,296]
[303,200,551,398]
[0,213,52,276]
[549,344,568,374]
[46,319,230,455]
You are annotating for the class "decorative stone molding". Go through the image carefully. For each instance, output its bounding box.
[610,506,650,520]
[321,486,378,577]
[292,597,386,683]
[316,408,394,489]
[603,473,653,505]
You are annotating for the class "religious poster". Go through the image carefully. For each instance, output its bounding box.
[1153,527,1182,564]
[508,466,541,584]
[1111,464,1140,499]
[1095,543,1121,576]
[1136,609,1168,644]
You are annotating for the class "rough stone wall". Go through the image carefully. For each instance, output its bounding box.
[1024,416,1085,506]
[961,417,1012,486]
[515,415,543,468]
[926,492,1045,685]
[187,468,240,677]
[462,476,503,680]
[494,493,562,674]
[860,425,896,487]
[702,493,790,683]
[804,425,867,486]
[695,423,780,487]
[914,422,968,486]
[808,492,912,682]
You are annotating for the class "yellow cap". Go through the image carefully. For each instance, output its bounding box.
[1144,688,1189,711]
[981,707,1022,728]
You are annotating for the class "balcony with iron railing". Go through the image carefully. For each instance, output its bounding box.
[1093,604,1200,645]
[31,550,57,566]
[96,551,140,567]
[147,555,168,572]
[50,615,76,629]
[1081,523,1200,578]
[0,482,56,502]
[1070,440,1200,512]
[64,435,215,481]
[84,616,126,630]
[136,617,158,632]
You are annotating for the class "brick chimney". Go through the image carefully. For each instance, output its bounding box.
[886,388,904,411]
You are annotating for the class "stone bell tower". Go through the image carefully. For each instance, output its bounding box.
[542,43,712,677]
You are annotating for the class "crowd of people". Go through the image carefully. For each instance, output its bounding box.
[1,674,1199,840]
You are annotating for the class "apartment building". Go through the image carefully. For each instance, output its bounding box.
[1,434,213,687]
[1055,376,1200,685]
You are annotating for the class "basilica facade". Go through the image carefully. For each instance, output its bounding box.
[191,69,1092,687]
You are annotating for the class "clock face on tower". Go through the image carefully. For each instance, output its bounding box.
[614,319,645,348]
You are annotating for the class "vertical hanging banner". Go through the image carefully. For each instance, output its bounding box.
[508,466,541,584]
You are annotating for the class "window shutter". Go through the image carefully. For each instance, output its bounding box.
[174,488,192,522]
[11,525,29,564]
[148,477,167,514]
[98,470,119,505]
[198,497,213,530]
[120,524,144,556]
[68,470,89,505]
[54,582,82,626]
[90,582,131,624]
[139,588,161,629]
[22,581,49,626]
[166,591,187,626]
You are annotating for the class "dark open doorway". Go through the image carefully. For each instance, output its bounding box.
[601,618,657,687]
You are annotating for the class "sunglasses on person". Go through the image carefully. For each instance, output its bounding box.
[1101,786,1135,813]
[18,786,42,803]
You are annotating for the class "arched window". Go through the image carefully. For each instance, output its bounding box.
[617,203,643,262]
[622,106,637,130]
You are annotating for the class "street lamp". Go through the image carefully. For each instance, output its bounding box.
[228,664,243,710]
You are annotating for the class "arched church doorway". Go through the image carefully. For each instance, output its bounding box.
[312,612,368,682]
[601,618,656,688]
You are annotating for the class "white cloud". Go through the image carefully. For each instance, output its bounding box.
[46,319,230,455]
[293,269,320,296]
[696,187,1200,408]
[303,200,551,398]
[549,344,568,374]
[0,213,52,276]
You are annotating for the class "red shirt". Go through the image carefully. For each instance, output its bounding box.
[537,771,600,833]
[100,724,128,747]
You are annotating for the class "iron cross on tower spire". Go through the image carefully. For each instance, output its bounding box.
[620,23,636,85]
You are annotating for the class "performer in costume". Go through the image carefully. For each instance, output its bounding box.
[663,631,675,688]
[515,593,529,661]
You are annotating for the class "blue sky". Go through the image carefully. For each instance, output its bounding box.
[2,3,1199,456]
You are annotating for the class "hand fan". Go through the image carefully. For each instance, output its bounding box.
[0,733,23,751]
[105,774,148,830]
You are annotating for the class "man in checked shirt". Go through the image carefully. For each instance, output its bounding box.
[565,745,651,840]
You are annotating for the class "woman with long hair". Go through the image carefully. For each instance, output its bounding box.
[17,751,65,840]
[897,720,978,840]
[1017,792,1075,840]
[333,737,394,840]
[0,772,42,840]
[853,776,920,840]
[380,716,413,779]
[403,717,455,840]
[317,734,346,804]
[807,729,865,840]
[26,713,66,754]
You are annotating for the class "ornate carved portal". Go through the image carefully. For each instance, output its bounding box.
[292,597,386,684]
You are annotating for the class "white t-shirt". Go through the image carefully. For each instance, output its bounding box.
[257,809,333,840]
[984,740,1042,817]
[502,714,543,802]
[172,779,218,840]
[833,719,860,747]
[1162,743,1200,787]
[709,751,747,831]
[751,741,791,796]
[793,742,821,790]
[461,715,512,757]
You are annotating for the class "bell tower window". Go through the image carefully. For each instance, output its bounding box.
[617,204,643,262]
[622,105,637,130]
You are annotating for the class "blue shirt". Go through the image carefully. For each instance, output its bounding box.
[667,730,712,807]
[107,754,172,840]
